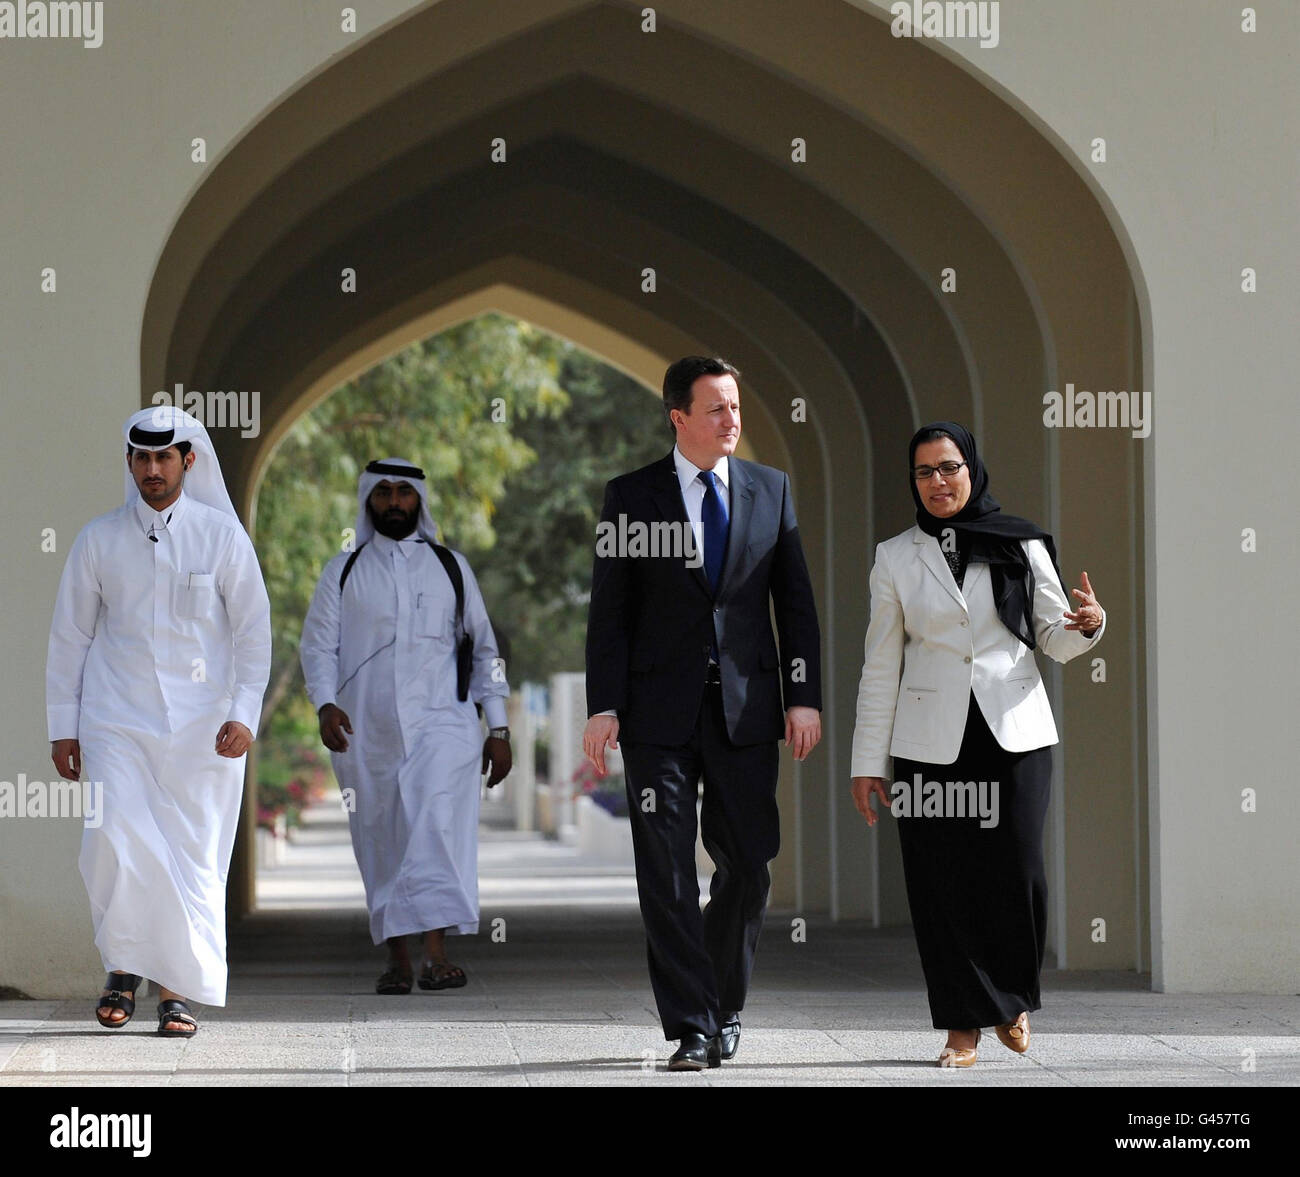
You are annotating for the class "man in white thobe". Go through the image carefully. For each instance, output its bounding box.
[300,458,511,993]
[46,406,271,1035]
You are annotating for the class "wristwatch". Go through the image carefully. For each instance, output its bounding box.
[488,727,511,742]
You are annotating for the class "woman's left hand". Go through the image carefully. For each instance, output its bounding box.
[851,777,893,827]
[1064,570,1103,635]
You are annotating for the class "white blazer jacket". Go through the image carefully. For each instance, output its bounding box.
[849,525,1105,777]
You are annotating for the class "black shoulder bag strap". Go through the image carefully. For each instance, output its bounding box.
[429,542,473,702]
[338,541,368,591]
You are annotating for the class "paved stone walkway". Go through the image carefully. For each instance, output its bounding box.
[3,801,1296,1086]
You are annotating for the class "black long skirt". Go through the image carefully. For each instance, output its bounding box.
[892,691,1051,1030]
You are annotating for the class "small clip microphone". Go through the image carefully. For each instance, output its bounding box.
[146,510,173,543]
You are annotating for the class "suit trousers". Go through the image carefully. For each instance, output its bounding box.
[893,691,1051,1029]
[621,680,780,1040]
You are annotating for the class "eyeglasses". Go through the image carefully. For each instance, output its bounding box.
[912,461,968,481]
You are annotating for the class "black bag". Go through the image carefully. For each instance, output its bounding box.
[339,539,473,701]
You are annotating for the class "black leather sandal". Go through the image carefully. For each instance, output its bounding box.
[156,999,199,1037]
[418,961,467,990]
[95,972,143,1028]
[375,965,413,995]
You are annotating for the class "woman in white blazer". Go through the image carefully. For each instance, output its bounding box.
[849,422,1105,1067]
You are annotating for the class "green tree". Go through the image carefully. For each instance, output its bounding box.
[470,348,669,681]
[254,314,567,773]
[251,314,669,825]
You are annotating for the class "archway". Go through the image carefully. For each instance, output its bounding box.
[140,0,1148,970]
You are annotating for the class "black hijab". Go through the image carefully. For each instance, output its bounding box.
[909,421,1066,650]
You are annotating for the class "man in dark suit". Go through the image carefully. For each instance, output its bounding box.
[583,356,822,1071]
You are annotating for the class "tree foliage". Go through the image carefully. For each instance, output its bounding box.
[253,314,670,758]
[470,346,670,682]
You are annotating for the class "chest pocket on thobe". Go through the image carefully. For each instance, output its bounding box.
[175,572,216,619]
[414,591,455,642]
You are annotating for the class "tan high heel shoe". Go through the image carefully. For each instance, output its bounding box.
[995,1011,1030,1053]
[938,1028,980,1067]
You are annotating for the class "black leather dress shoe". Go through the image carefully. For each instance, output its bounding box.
[668,1032,722,1071]
[719,1015,742,1061]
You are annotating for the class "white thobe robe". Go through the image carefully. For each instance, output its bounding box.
[45,491,271,1005]
[299,534,509,943]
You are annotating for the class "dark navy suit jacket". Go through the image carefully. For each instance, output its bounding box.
[585,451,822,746]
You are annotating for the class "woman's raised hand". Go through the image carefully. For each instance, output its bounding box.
[1064,569,1104,634]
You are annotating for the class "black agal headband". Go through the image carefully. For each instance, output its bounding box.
[365,460,425,480]
[127,424,177,449]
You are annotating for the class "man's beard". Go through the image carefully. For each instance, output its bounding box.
[138,470,181,504]
[369,502,419,540]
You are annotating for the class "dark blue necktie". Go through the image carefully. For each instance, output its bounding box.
[699,470,729,595]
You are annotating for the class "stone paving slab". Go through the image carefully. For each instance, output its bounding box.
[4,814,1296,1087]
